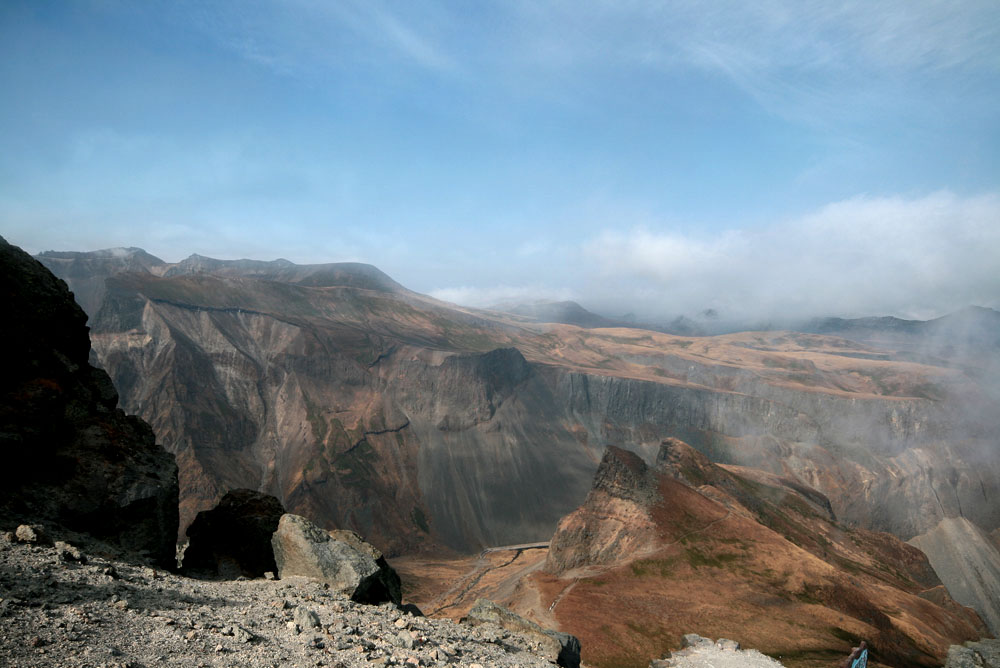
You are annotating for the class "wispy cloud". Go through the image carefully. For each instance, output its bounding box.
[499,1,1000,124]
[183,0,457,79]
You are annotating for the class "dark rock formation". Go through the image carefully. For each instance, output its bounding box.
[464,599,581,668]
[271,513,401,604]
[0,237,178,568]
[181,488,284,578]
[591,445,661,505]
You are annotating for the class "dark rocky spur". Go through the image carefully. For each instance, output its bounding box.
[0,236,178,568]
[181,489,285,578]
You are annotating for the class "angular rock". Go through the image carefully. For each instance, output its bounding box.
[15,525,49,545]
[181,489,284,578]
[54,540,85,563]
[464,599,581,668]
[946,639,1000,668]
[398,602,424,617]
[270,513,401,604]
[293,606,320,631]
[0,237,178,568]
[681,634,714,650]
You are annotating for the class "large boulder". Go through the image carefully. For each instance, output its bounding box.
[0,237,178,568]
[946,639,1000,668]
[270,514,401,604]
[464,598,581,668]
[182,489,285,578]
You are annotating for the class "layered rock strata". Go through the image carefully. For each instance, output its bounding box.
[36,248,1000,559]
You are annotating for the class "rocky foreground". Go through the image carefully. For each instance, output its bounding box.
[650,635,785,668]
[0,534,561,668]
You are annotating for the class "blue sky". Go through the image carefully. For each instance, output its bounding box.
[2,1,998,321]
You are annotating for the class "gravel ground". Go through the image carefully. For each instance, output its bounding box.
[0,537,559,668]
[652,636,787,668]
[659,646,786,668]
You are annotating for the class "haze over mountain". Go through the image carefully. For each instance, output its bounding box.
[5,3,999,666]
[38,247,1000,651]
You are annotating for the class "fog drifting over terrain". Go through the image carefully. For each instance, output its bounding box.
[3,1,998,324]
[431,191,1000,323]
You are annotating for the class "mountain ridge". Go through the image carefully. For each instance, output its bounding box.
[35,248,1000,569]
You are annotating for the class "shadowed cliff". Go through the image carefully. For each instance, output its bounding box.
[1,238,178,567]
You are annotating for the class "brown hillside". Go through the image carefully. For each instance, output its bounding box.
[526,444,985,668]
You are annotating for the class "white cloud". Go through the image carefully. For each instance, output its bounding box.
[581,191,1000,321]
[429,284,575,309]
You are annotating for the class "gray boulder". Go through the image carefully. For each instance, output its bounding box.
[947,639,1000,668]
[15,525,49,545]
[681,634,715,650]
[270,514,401,604]
[464,598,581,668]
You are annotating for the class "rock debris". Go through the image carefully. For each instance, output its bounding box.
[0,537,558,668]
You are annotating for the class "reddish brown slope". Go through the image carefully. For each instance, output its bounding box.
[522,444,986,668]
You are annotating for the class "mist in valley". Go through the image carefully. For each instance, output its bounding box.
[3,1,1000,665]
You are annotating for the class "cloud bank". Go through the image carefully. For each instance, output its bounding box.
[578,191,1000,322]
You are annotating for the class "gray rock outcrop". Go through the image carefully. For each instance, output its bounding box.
[270,513,401,604]
[181,488,285,578]
[0,237,178,568]
[464,598,581,668]
[946,639,1000,668]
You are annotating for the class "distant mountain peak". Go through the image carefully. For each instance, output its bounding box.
[37,246,165,263]
[492,299,618,329]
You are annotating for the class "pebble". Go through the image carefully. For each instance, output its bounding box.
[0,538,561,668]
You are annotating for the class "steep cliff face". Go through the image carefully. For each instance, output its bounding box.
[538,441,987,668]
[1,238,178,567]
[546,366,999,540]
[36,249,999,559]
[909,517,1000,636]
